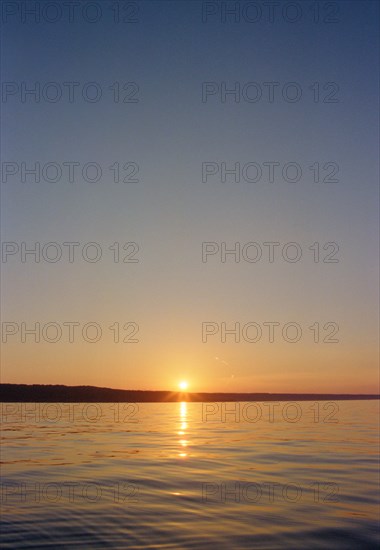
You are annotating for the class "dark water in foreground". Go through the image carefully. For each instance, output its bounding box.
[1,400,379,549]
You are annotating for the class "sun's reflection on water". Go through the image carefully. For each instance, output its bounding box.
[177,402,188,458]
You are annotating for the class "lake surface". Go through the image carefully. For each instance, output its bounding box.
[1,400,379,549]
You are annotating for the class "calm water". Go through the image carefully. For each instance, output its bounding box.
[1,400,379,549]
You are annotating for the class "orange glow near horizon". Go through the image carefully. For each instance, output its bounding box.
[1,346,379,394]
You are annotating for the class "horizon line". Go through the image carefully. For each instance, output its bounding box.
[1,383,379,402]
[1,382,380,395]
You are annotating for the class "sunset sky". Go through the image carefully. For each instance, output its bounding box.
[1,1,379,393]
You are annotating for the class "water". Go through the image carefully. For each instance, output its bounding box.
[1,400,379,549]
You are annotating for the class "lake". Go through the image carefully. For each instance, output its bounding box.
[1,400,379,548]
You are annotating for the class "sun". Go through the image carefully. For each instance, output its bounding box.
[178,381,188,391]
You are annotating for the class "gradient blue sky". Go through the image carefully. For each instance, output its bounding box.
[1,0,379,392]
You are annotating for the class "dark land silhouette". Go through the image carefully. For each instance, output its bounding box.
[0,384,379,402]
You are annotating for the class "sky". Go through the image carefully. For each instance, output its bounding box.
[1,0,379,393]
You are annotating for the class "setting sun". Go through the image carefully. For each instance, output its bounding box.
[178,381,188,391]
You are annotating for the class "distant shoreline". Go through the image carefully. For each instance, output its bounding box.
[0,384,379,403]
